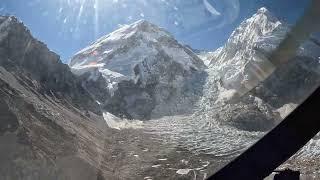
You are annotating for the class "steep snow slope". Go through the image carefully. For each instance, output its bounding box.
[207,7,320,105]
[70,20,206,119]
[197,50,218,66]
[70,20,204,82]
[208,7,285,95]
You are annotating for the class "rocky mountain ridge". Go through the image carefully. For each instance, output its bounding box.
[0,16,101,115]
[206,7,320,108]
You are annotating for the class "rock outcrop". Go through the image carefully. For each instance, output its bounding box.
[0,16,101,115]
[0,16,114,179]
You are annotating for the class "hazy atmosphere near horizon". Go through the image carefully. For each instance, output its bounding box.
[0,0,311,62]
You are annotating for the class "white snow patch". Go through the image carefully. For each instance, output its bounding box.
[180,159,189,165]
[162,45,197,71]
[103,112,143,130]
[100,68,125,79]
[176,169,192,175]
[151,164,161,168]
[277,103,298,119]
[71,63,106,81]
[198,51,216,66]
[71,63,105,76]
[158,158,167,161]
[215,89,238,103]
[196,161,210,170]
[103,49,113,55]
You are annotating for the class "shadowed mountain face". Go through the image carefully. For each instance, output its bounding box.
[0,16,101,115]
[69,20,207,120]
[0,16,110,179]
[1,6,320,180]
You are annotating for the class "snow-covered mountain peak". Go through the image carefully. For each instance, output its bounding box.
[71,20,171,60]
[0,15,18,25]
[0,16,28,35]
[253,7,280,26]
[257,7,269,14]
[70,19,205,119]
[205,7,288,97]
[70,19,204,76]
[207,7,284,69]
[227,7,282,48]
[131,19,168,33]
[101,19,170,41]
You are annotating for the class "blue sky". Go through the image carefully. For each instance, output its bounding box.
[0,0,311,63]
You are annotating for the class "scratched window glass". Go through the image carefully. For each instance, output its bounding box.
[0,0,319,179]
